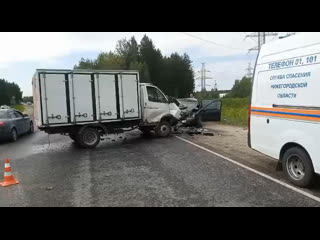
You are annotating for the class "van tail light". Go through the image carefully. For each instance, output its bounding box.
[0,121,5,127]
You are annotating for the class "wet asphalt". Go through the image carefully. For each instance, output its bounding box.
[0,129,319,207]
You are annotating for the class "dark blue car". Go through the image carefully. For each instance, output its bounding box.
[0,109,34,142]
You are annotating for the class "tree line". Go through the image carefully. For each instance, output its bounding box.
[195,76,252,100]
[225,76,252,98]
[74,35,195,98]
[0,79,23,106]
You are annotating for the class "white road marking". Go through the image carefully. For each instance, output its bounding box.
[176,136,320,204]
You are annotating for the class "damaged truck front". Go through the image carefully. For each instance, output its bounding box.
[33,69,181,148]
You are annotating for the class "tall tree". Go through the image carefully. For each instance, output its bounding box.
[74,34,195,98]
[139,35,163,87]
[116,36,139,69]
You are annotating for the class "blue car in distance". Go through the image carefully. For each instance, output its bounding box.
[0,109,34,142]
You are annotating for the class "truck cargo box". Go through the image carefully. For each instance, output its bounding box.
[32,69,141,129]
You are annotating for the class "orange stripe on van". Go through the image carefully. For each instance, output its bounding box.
[250,106,320,122]
[251,111,320,122]
[251,106,320,115]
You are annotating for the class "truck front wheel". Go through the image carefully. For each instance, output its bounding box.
[76,127,100,148]
[155,121,171,137]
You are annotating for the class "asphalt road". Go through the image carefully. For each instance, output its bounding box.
[0,129,319,207]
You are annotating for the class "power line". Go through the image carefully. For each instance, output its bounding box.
[243,32,257,43]
[181,32,248,51]
[246,32,278,52]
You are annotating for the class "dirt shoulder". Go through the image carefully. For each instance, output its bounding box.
[178,122,283,178]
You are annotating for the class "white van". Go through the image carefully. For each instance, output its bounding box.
[249,32,320,187]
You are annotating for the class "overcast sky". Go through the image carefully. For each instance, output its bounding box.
[0,32,289,96]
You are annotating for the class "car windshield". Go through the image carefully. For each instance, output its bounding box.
[0,111,8,119]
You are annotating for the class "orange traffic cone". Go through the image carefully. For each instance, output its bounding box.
[0,158,19,187]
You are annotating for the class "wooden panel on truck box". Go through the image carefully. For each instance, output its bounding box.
[40,73,69,125]
[119,74,140,119]
[70,73,94,123]
[95,74,118,121]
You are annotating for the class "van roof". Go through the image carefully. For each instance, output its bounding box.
[260,32,320,57]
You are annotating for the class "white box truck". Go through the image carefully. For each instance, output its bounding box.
[249,32,320,187]
[32,69,181,148]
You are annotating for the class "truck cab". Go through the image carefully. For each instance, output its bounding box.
[139,83,181,136]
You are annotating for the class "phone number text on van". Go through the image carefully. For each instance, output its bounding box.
[268,55,318,70]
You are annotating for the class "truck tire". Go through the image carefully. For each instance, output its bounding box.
[76,127,100,149]
[282,146,315,188]
[155,121,171,137]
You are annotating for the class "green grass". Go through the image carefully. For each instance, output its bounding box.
[11,104,25,113]
[221,98,250,127]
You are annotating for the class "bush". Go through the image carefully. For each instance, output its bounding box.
[221,98,250,127]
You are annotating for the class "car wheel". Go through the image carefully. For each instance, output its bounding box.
[155,121,171,137]
[282,147,315,188]
[10,128,18,142]
[75,127,100,148]
[29,121,34,133]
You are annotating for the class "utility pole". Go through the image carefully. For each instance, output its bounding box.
[196,63,212,91]
[246,32,278,52]
[213,80,217,91]
[245,62,253,78]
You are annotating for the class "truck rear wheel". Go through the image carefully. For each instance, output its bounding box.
[282,147,315,188]
[155,121,171,137]
[76,127,100,148]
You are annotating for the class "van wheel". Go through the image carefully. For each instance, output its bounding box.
[282,147,315,188]
[76,128,100,148]
[155,121,171,137]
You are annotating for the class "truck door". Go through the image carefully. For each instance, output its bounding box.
[39,73,69,125]
[119,73,140,119]
[143,86,170,123]
[95,73,118,121]
[70,73,95,123]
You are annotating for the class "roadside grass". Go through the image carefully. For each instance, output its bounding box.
[221,98,250,127]
[11,104,25,113]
